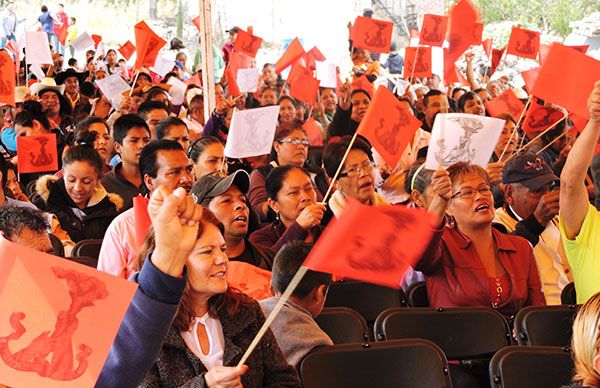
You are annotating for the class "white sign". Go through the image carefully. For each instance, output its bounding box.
[95,73,131,108]
[29,64,45,83]
[425,113,505,170]
[93,41,105,62]
[69,32,95,52]
[25,31,53,65]
[167,77,187,106]
[236,68,260,93]
[150,56,175,78]
[316,62,337,88]
[224,106,280,159]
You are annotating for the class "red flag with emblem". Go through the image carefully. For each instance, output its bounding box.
[0,51,16,106]
[118,40,136,61]
[358,85,423,168]
[404,46,432,79]
[419,14,448,47]
[484,88,525,119]
[350,16,394,53]
[521,100,565,135]
[17,134,59,173]
[506,26,540,60]
[490,47,505,76]
[274,37,304,74]
[233,29,263,58]
[134,21,166,69]
[303,200,438,289]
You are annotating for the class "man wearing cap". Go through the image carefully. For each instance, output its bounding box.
[30,77,73,133]
[192,171,275,270]
[222,26,239,65]
[98,139,194,279]
[494,152,571,305]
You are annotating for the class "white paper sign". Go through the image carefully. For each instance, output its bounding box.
[95,73,131,108]
[151,56,175,78]
[93,41,105,62]
[224,106,281,158]
[25,31,53,65]
[69,32,95,52]
[316,62,337,88]
[236,68,260,93]
[425,113,505,170]
[29,64,45,82]
[167,77,187,106]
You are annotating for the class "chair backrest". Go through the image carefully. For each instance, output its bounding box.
[70,239,103,260]
[324,280,406,325]
[561,282,577,305]
[66,256,98,268]
[49,233,64,257]
[374,307,511,359]
[514,304,579,346]
[315,307,369,344]
[489,346,573,388]
[300,339,451,388]
[406,281,429,307]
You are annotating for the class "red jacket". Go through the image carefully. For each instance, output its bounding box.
[415,225,546,318]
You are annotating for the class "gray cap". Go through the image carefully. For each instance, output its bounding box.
[191,170,250,206]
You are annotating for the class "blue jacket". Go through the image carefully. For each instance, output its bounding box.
[382,53,404,74]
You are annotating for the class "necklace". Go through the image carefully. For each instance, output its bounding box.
[491,241,503,309]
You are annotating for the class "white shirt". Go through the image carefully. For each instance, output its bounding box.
[181,314,225,370]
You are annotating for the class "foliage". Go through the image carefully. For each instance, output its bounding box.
[176,0,183,38]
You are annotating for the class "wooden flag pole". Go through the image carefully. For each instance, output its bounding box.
[504,115,567,163]
[199,0,216,120]
[498,95,533,161]
[129,69,140,96]
[535,130,568,155]
[408,45,421,83]
[320,131,360,204]
[237,266,308,366]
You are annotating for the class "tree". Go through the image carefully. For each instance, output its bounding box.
[176,0,183,37]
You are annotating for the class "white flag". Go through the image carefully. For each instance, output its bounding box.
[425,113,505,170]
[224,106,281,159]
[236,68,260,93]
[95,73,130,108]
[167,77,187,106]
[69,32,95,52]
[151,56,175,77]
[29,64,46,83]
[25,31,53,65]
[316,62,337,88]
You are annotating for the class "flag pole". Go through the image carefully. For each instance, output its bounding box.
[504,115,567,163]
[535,130,569,155]
[129,69,140,96]
[498,95,533,161]
[320,131,359,204]
[237,266,308,366]
[408,45,420,83]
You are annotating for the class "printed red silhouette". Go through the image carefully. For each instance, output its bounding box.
[420,14,447,47]
[17,134,59,173]
[0,51,15,106]
[485,89,525,118]
[522,103,564,135]
[0,267,108,381]
[507,27,540,60]
[234,29,263,58]
[351,16,393,53]
[118,41,136,61]
[404,46,432,79]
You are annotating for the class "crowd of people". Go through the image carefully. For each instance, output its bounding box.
[2,2,600,387]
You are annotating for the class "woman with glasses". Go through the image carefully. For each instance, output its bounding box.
[416,162,545,319]
[249,165,325,251]
[188,136,228,180]
[248,126,328,222]
[322,135,388,218]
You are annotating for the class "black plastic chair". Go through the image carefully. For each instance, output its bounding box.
[514,304,579,346]
[406,281,429,307]
[324,280,406,339]
[490,346,573,388]
[374,307,511,359]
[315,307,369,344]
[561,282,577,305]
[48,233,64,257]
[66,255,98,268]
[70,239,103,260]
[300,339,451,388]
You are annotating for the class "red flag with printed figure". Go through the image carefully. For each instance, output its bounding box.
[274,37,305,74]
[303,200,438,289]
[350,16,394,53]
[490,47,505,76]
[134,21,166,69]
[358,85,422,168]
[521,100,564,135]
[404,46,432,79]
[0,51,16,106]
[419,14,448,47]
[118,40,136,61]
[506,26,540,60]
[17,134,58,173]
[234,29,263,58]
[484,88,525,119]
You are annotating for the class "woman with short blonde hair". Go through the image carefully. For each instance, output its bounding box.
[571,292,600,387]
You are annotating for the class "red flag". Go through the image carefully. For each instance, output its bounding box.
[287,63,312,86]
[91,34,102,49]
[134,21,167,69]
[471,23,483,46]
[443,48,469,85]
[482,38,493,59]
[419,14,448,47]
[303,200,437,289]
[0,51,16,106]
[403,46,432,79]
[357,85,422,168]
[447,0,480,63]
[16,134,59,173]
[569,112,588,134]
[274,37,305,74]
[185,73,202,87]
[233,29,263,58]
[227,261,273,301]
[58,28,68,46]
[289,73,320,105]
[133,196,151,249]
[490,47,505,76]
[521,67,539,92]
[506,26,540,60]
[532,44,600,120]
[225,66,241,97]
[0,235,137,388]
[192,16,201,31]
[351,75,374,96]
[350,16,394,53]
[118,40,136,61]
[484,88,525,119]
[539,43,589,66]
[301,46,326,71]
[302,117,324,146]
[521,100,564,135]
[5,40,20,77]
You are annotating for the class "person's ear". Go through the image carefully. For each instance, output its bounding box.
[143,174,154,192]
[314,284,327,303]
[412,189,425,208]
[504,184,514,206]
[113,142,122,155]
[272,141,281,155]
[267,198,279,214]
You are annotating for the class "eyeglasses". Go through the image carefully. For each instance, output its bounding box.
[278,138,310,147]
[450,185,492,199]
[340,161,376,178]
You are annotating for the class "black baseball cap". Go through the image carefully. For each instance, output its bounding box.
[226,26,241,33]
[502,152,559,191]
[191,170,250,206]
